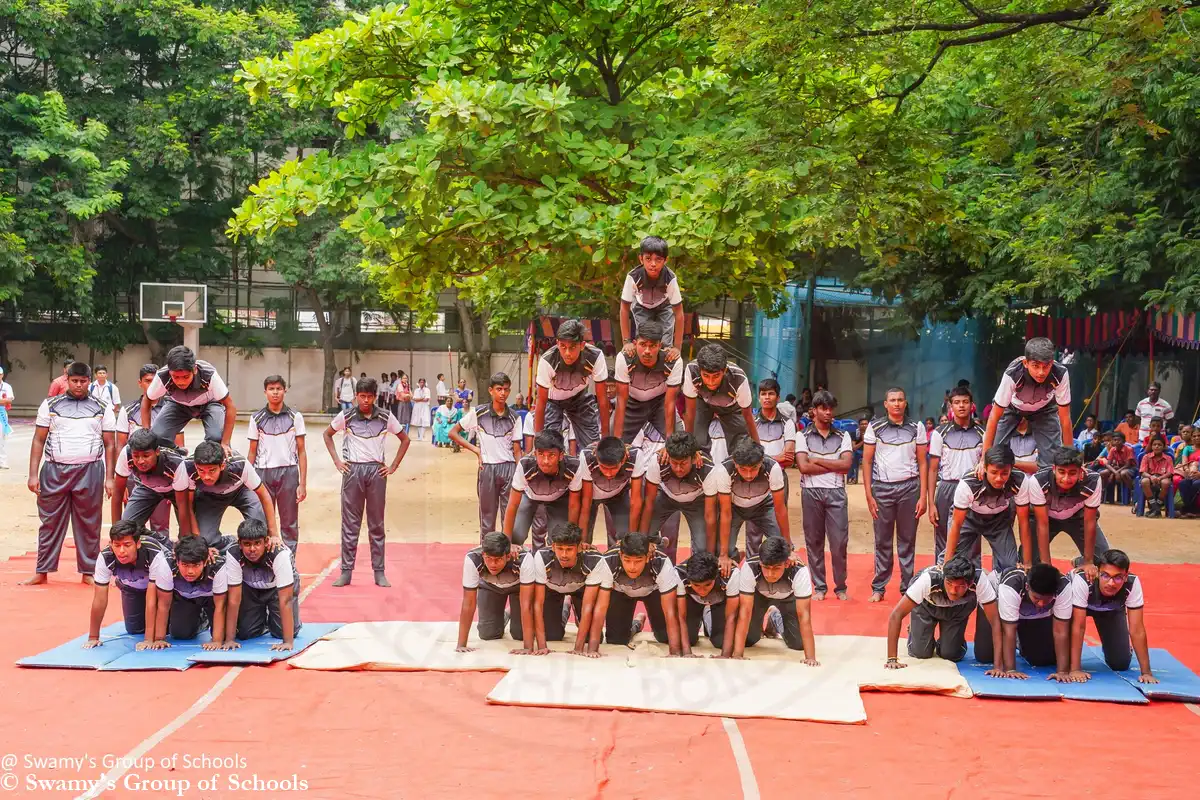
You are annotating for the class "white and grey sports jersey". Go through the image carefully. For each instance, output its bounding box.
[715,457,785,508]
[681,362,752,411]
[904,565,997,609]
[862,416,926,482]
[997,568,1078,622]
[94,538,173,592]
[621,265,682,310]
[953,472,1042,518]
[1070,571,1144,613]
[794,426,852,489]
[929,422,985,482]
[675,558,740,606]
[116,394,167,436]
[614,351,683,404]
[738,558,813,601]
[522,408,574,444]
[992,357,1070,414]
[462,548,536,594]
[537,345,609,402]
[754,410,797,460]
[460,404,520,464]
[707,417,729,463]
[226,542,297,592]
[330,406,403,464]
[531,548,606,595]
[578,444,643,500]
[174,455,262,495]
[171,553,233,600]
[146,360,229,407]
[594,551,678,598]
[116,446,186,495]
[644,452,719,504]
[510,454,582,502]
[1009,430,1039,466]
[247,406,305,469]
[35,394,115,464]
[1034,468,1102,520]
[630,410,684,453]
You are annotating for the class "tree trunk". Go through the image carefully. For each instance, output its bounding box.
[609,297,624,351]
[455,299,492,397]
[306,287,336,411]
[141,321,170,365]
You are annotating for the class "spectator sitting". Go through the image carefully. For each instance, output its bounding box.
[1170,423,1192,451]
[1139,434,1174,518]
[1096,431,1136,500]
[1076,413,1100,455]
[1113,409,1139,445]
[1140,417,1166,449]
[1175,429,1200,518]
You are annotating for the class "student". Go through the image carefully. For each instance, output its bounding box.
[1068,549,1156,681]
[754,379,797,476]
[849,416,869,483]
[247,376,307,554]
[1139,434,1174,517]
[1008,417,1040,474]
[0,365,11,469]
[675,550,741,656]
[24,361,116,585]
[1076,413,1101,451]
[1139,416,1165,449]
[583,532,683,654]
[794,390,853,600]
[48,358,73,397]
[534,319,611,447]
[619,235,684,355]
[716,438,791,569]
[884,556,1002,667]
[435,373,448,406]
[89,365,121,413]
[982,337,1073,470]
[943,445,1039,575]
[682,343,757,453]
[612,320,682,444]
[142,345,236,452]
[730,537,818,663]
[523,407,575,455]
[928,386,985,560]
[411,377,432,440]
[640,431,719,564]
[335,367,355,413]
[577,436,644,546]
[1096,431,1136,496]
[976,563,1078,681]
[221,519,300,650]
[83,521,173,649]
[1135,382,1173,442]
[530,523,607,644]
[174,440,278,549]
[164,534,237,645]
[112,429,186,538]
[1031,447,1110,569]
[322,376,410,588]
[451,372,522,540]
[116,364,184,452]
[862,387,928,602]
[456,531,538,653]
[503,430,582,546]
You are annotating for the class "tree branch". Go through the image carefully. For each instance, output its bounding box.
[853,1,1108,38]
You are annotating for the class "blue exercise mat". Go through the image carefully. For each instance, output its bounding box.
[959,644,1149,703]
[957,643,1061,700]
[1096,646,1200,702]
[187,622,342,664]
[16,623,139,669]
[1055,651,1148,704]
[100,630,214,671]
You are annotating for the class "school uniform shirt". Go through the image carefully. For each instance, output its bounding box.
[35,394,116,464]
[794,425,852,489]
[681,362,752,412]
[511,454,582,503]
[776,400,797,423]
[738,558,813,601]
[531,548,606,595]
[226,542,297,591]
[94,539,174,593]
[116,445,186,495]
[593,550,679,598]
[1140,451,1174,478]
[115,394,168,436]
[522,409,575,446]
[247,406,305,469]
[1069,571,1144,614]
[578,443,643,500]
[1033,468,1102,520]
[904,565,998,609]
[1009,431,1039,467]
[89,380,121,410]
[929,421,985,482]
[460,404,520,464]
[644,451,719,504]
[862,416,926,482]
[1135,397,1174,439]
[145,360,229,407]
[436,380,448,399]
[537,344,609,402]
[613,351,683,405]
[675,559,740,606]
[171,556,234,601]
[706,417,728,463]
[621,265,683,310]
[996,568,1079,622]
[953,471,1043,521]
[330,406,403,464]
[1098,444,1135,469]
[754,410,797,460]
[462,548,536,595]
[173,455,263,496]
[992,357,1070,415]
[715,457,785,509]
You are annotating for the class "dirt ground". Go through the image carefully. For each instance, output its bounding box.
[2,417,1198,567]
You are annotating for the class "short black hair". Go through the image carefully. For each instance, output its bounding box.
[595,436,626,465]
[62,358,74,367]
[731,438,765,467]
[66,361,91,379]
[237,518,269,542]
[1051,447,1084,468]
[1024,337,1055,363]
[983,444,1015,468]
[174,535,210,565]
[1149,381,1162,391]
[664,431,699,461]
[811,389,836,409]
[759,536,789,566]
[556,319,584,342]
[948,386,973,402]
[634,320,664,342]
[884,386,906,400]
[437,373,444,380]
[942,557,975,582]
[1099,549,1131,572]
[481,531,511,557]
[94,364,107,373]
[1149,416,1164,427]
[165,345,196,372]
[956,378,970,388]
[534,430,565,453]
[1111,431,1126,443]
[696,343,727,373]
[128,428,158,453]
[193,440,225,466]
[785,394,797,403]
[549,523,582,546]
[619,532,650,557]
[355,377,378,395]
[1028,563,1060,595]
[1147,433,1167,449]
[488,372,511,388]
[264,374,286,389]
[109,519,144,542]
[686,551,719,583]
[639,236,668,258]
[139,363,158,380]
[758,378,780,394]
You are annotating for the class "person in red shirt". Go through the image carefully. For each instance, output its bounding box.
[1139,434,1174,518]
[47,359,73,397]
[1139,417,1165,449]
[1097,431,1135,498]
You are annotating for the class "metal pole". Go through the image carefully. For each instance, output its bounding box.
[798,271,816,392]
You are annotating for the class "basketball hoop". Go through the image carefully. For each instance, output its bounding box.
[168,314,178,324]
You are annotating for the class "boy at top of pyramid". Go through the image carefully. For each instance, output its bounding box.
[620,236,684,359]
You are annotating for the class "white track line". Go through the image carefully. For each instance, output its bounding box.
[1187,704,1200,718]
[76,555,341,800]
[721,717,760,800]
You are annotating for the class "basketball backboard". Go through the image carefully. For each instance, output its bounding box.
[139,283,207,324]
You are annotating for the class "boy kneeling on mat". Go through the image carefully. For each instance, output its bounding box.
[225,519,301,652]
[456,532,538,654]
[531,522,606,646]
[84,520,173,650]
[579,532,683,656]
[675,550,740,657]
[1068,549,1157,684]
[975,563,1078,681]
[730,537,819,664]
[160,535,238,649]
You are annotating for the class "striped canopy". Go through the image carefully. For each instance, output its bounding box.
[1025,307,1200,352]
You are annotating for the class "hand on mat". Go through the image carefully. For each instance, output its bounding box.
[884,659,907,670]
[994,669,1027,680]
[270,642,292,652]
[1068,670,1091,683]
[533,647,551,656]
[509,648,533,655]
[220,641,241,651]
[333,458,351,475]
[456,645,477,653]
[574,649,601,659]
[865,494,879,520]
[137,640,170,651]
[803,657,820,667]
[1049,671,1074,683]
[1138,673,1159,684]
[82,638,102,649]
[202,641,222,651]
[718,554,733,578]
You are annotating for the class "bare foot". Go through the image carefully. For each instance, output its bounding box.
[868,591,884,603]
[20,573,48,586]
[835,590,849,601]
[81,575,94,585]
[813,590,827,601]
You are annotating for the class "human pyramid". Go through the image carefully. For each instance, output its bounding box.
[28,237,1156,683]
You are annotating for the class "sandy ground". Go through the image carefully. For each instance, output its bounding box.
[1,417,1198,567]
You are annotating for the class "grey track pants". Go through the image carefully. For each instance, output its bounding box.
[954,514,1021,574]
[871,477,921,595]
[587,490,633,548]
[236,583,302,640]
[544,392,601,448]
[744,593,804,651]
[123,485,176,538]
[1090,608,1132,671]
[150,400,225,449]
[260,465,301,553]
[478,462,516,540]
[974,612,1055,667]
[684,596,730,649]
[727,501,780,558]
[477,586,523,641]
[908,601,973,662]
[932,479,961,562]
[341,461,387,572]
[648,495,709,563]
[1028,517,1111,564]
[604,590,670,646]
[693,404,749,454]
[802,487,849,593]
[168,594,214,640]
[995,407,1062,470]
[630,301,676,348]
[194,486,265,547]
[36,459,104,575]
[511,493,571,547]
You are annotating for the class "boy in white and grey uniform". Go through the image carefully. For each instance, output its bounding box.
[884,557,1000,666]
[795,390,853,600]
[982,337,1073,470]
[530,522,607,642]
[675,551,741,654]
[534,319,611,448]
[716,438,790,565]
[457,532,537,647]
[113,429,186,537]
[640,431,719,563]
[586,532,683,652]
[451,372,522,540]
[1009,417,1040,473]
[862,387,928,601]
[754,378,797,476]
[732,537,818,662]
[247,375,307,554]
[1068,549,1155,680]
[86,520,173,641]
[116,364,172,450]
[618,236,684,352]
[612,320,683,446]
[25,361,116,584]
[1030,447,1109,566]
[165,533,237,641]
[322,376,410,588]
[928,385,984,560]
[174,440,278,547]
[225,519,302,646]
[89,365,121,413]
[143,345,236,451]
[683,343,757,453]
[944,445,1041,575]
[975,564,1077,676]
[503,430,582,547]
[577,436,644,546]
